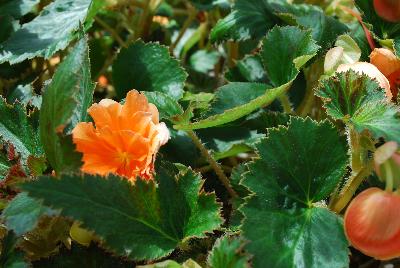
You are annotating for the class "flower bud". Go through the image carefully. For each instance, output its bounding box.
[373,0,400,22]
[344,187,400,260]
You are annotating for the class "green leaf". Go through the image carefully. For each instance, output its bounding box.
[21,163,222,260]
[0,0,39,18]
[32,243,133,267]
[142,91,183,121]
[207,83,270,116]
[7,84,41,109]
[197,126,264,160]
[112,41,187,100]
[0,98,43,160]
[241,117,349,268]
[316,70,400,143]
[394,36,400,58]
[39,37,93,173]
[138,259,201,268]
[174,26,319,130]
[0,152,9,179]
[2,192,56,236]
[0,0,93,64]
[207,235,248,268]
[189,50,220,74]
[0,232,29,268]
[261,26,320,87]
[225,55,268,83]
[210,0,279,42]
[272,3,348,51]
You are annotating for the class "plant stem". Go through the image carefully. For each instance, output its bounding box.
[186,130,238,198]
[279,94,293,114]
[95,16,127,48]
[384,161,394,192]
[170,5,196,53]
[330,165,373,213]
[348,126,363,173]
[227,41,239,68]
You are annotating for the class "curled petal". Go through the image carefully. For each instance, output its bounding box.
[370,48,400,77]
[337,62,392,100]
[344,188,400,260]
[373,0,400,22]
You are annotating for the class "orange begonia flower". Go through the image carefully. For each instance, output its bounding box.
[72,90,170,181]
[344,188,400,260]
[370,48,400,98]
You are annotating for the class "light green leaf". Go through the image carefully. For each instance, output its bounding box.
[0,0,93,64]
[0,153,10,179]
[112,40,187,100]
[142,91,183,121]
[39,37,93,173]
[21,163,222,260]
[7,84,42,109]
[174,26,319,130]
[2,192,56,236]
[241,117,349,268]
[316,70,400,143]
[208,235,249,268]
[225,55,268,83]
[210,0,279,42]
[0,0,39,18]
[0,98,43,160]
[189,50,219,74]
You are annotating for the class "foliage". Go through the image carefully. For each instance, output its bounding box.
[0,0,399,266]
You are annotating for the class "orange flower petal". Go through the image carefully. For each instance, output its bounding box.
[337,62,392,100]
[370,48,400,77]
[72,90,169,180]
[344,188,400,260]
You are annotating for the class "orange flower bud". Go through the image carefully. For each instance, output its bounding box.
[72,90,170,181]
[373,0,400,22]
[344,188,400,260]
[370,48,400,99]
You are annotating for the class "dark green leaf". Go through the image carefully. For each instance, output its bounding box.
[39,37,93,173]
[272,3,348,51]
[32,243,133,268]
[210,0,279,42]
[21,163,222,260]
[175,26,319,130]
[0,0,93,64]
[2,192,56,236]
[7,84,41,109]
[142,91,183,121]
[394,36,400,58]
[112,41,187,100]
[207,83,270,116]
[261,26,320,87]
[0,231,29,268]
[197,126,264,160]
[0,15,19,44]
[241,117,349,268]
[0,0,39,18]
[316,70,400,143]
[0,98,43,160]
[208,235,248,268]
